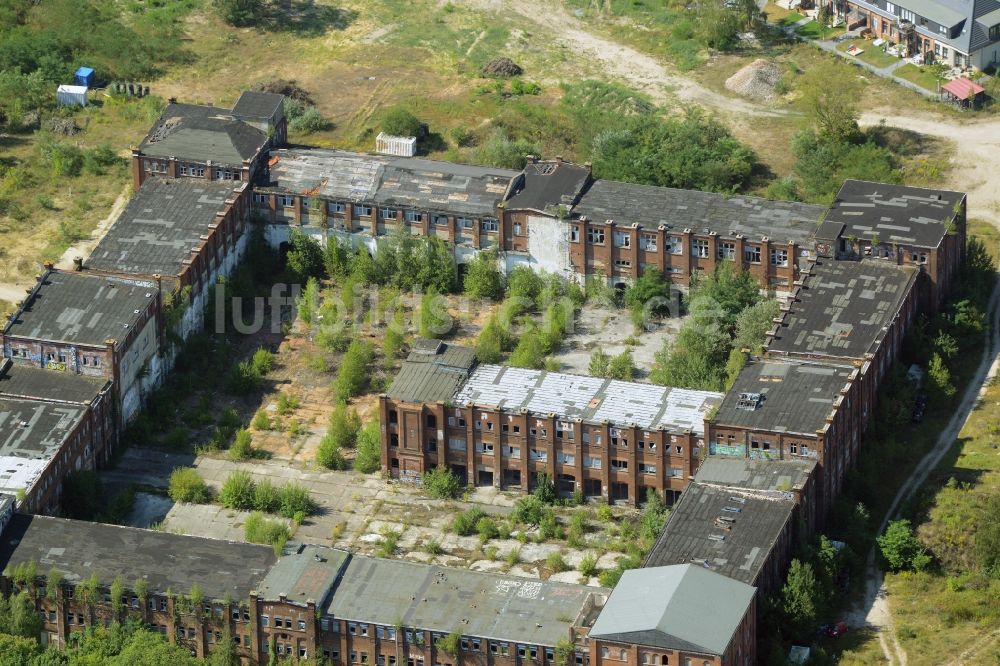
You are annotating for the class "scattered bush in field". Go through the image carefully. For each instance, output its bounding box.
[378,526,401,557]
[354,420,382,474]
[252,410,272,430]
[546,552,568,572]
[452,508,487,536]
[229,428,253,461]
[579,553,599,578]
[219,470,255,510]
[244,512,289,555]
[218,471,317,517]
[333,339,374,400]
[381,106,421,137]
[476,516,500,542]
[423,539,444,555]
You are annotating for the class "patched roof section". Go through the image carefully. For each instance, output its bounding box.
[87,178,244,277]
[0,514,275,601]
[694,457,816,497]
[766,258,917,360]
[643,483,795,587]
[589,564,755,656]
[258,148,517,217]
[713,358,855,436]
[385,339,477,404]
[454,365,722,435]
[139,102,268,165]
[0,361,110,405]
[0,398,88,496]
[257,545,349,606]
[232,91,285,120]
[4,271,156,347]
[825,179,964,249]
[326,555,603,647]
[574,179,826,244]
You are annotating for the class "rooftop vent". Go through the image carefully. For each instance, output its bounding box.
[736,392,762,411]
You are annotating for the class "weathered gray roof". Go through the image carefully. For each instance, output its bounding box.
[0,514,275,601]
[256,544,349,607]
[4,271,156,347]
[259,148,517,217]
[694,457,816,498]
[232,91,284,121]
[574,180,826,244]
[766,259,917,360]
[454,365,722,435]
[825,179,964,249]
[326,555,603,646]
[87,178,245,277]
[0,361,110,405]
[506,160,591,213]
[589,564,755,656]
[386,340,477,403]
[139,102,268,165]
[712,358,855,436]
[644,482,795,587]
[0,398,88,496]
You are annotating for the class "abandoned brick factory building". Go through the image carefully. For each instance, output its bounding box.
[0,92,972,665]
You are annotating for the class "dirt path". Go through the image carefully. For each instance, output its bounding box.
[843,275,1000,665]
[456,0,789,117]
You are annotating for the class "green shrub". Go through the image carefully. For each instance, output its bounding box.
[333,339,374,400]
[450,125,475,147]
[168,468,212,504]
[378,527,401,557]
[579,553,599,578]
[452,508,487,536]
[252,478,280,513]
[219,470,256,510]
[512,496,546,525]
[423,466,463,499]
[423,539,444,555]
[476,516,499,542]
[252,410,272,430]
[244,512,289,555]
[546,552,568,572]
[230,428,253,461]
[251,348,275,375]
[278,483,317,518]
[381,106,421,137]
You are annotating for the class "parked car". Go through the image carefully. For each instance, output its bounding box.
[912,393,928,423]
[825,621,849,638]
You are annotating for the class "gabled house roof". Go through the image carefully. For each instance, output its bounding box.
[589,564,755,656]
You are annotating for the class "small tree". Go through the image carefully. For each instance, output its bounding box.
[589,349,610,377]
[608,349,635,380]
[110,576,125,616]
[46,568,62,602]
[927,353,956,406]
[334,339,374,400]
[355,420,382,474]
[423,466,462,499]
[475,317,507,363]
[463,251,505,301]
[381,106,421,137]
[878,519,928,571]
[286,231,325,281]
[418,289,452,339]
[298,277,320,325]
[780,559,822,640]
[435,631,461,656]
[219,470,256,510]
[532,473,557,505]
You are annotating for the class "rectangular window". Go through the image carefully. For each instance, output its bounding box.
[641,234,658,251]
[614,231,631,248]
[611,459,628,470]
[614,259,632,268]
[298,619,306,631]
[253,193,267,204]
[278,195,294,208]
[262,616,270,627]
[380,207,397,219]
[405,210,423,223]
[770,248,788,267]
[570,225,580,242]
[691,239,709,258]
[718,241,736,260]
[588,228,605,244]
[457,217,474,229]
[886,1,896,12]
[900,8,914,21]
[744,245,761,263]
[328,201,346,214]
[432,214,448,226]
[668,236,683,254]
[481,217,498,232]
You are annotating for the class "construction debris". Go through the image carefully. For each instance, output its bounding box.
[480,57,523,78]
[252,79,314,105]
[46,117,81,136]
[724,59,782,102]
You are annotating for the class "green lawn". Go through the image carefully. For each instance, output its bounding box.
[837,39,902,69]
[776,11,805,27]
[894,63,947,91]
[795,20,845,40]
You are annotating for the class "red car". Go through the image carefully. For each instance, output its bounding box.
[825,621,849,638]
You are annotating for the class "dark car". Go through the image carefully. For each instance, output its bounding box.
[912,394,929,423]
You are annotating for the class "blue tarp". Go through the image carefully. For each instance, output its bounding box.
[74,67,94,87]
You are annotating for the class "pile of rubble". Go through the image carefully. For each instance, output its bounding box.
[724,59,782,101]
[480,57,523,78]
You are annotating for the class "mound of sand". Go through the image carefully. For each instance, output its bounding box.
[725,59,782,101]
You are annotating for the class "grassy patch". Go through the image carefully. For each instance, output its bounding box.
[894,63,947,91]
[776,11,805,27]
[763,2,799,21]
[837,40,902,69]
[794,20,845,40]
